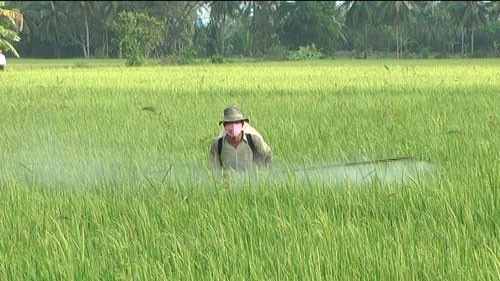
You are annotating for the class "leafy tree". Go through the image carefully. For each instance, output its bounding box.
[279,1,346,55]
[474,21,500,56]
[491,1,500,22]
[112,11,164,66]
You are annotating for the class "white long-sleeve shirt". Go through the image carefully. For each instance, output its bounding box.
[0,54,6,66]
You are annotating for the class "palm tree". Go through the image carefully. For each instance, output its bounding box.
[79,1,91,58]
[61,1,93,58]
[35,1,68,58]
[462,1,488,56]
[91,1,119,57]
[378,1,417,59]
[209,1,240,57]
[0,3,23,57]
[343,1,375,59]
[143,1,202,55]
[447,1,488,56]
[0,8,23,31]
[446,1,466,55]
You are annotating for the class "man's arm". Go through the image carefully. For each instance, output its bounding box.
[208,140,222,170]
[252,135,273,166]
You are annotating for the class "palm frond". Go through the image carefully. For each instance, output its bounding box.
[0,8,24,31]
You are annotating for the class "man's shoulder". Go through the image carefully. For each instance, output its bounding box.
[210,137,223,151]
[245,132,264,143]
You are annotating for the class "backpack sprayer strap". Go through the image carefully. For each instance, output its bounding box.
[217,134,257,167]
[217,137,224,166]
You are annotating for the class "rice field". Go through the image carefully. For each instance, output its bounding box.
[0,59,499,280]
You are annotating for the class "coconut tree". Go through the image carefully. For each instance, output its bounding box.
[142,1,202,55]
[0,3,23,57]
[91,1,119,57]
[209,1,240,57]
[241,1,282,57]
[60,1,94,58]
[462,1,488,56]
[343,1,375,59]
[33,1,68,58]
[378,1,417,59]
[447,1,488,56]
[446,1,466,55]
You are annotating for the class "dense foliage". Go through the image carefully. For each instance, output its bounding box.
[1,1,500,59]
[112,11,164,66]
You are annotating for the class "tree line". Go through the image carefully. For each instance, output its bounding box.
[2,1,500,60]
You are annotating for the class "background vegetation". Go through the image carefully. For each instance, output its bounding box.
[1,1,500,61]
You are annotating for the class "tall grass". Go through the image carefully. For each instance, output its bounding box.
[0,59,499,280]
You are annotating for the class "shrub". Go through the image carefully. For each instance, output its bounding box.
[402,52,418,59]
[422,47,430,59]
[162,48,201,65]
[263,44,288,61]
[73,62,90,68]
[124,39,144,66]
[286,44,322,61]
[211,55,224,64]
[472,50,488,58]
[435,51,448,59]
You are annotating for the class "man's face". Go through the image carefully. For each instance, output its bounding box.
[224,121,244,137]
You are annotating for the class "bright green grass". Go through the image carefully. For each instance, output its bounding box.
[0,59,499,280]
[6,58,128,69]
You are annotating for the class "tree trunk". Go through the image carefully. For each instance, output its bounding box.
[246,29,252,57]
[471,26,474,56]
[85,14,90,58]
[403,33,406,54]
[250,1,256,57]
[119,41,122,59]
[82,44,87,58]
[163,19,169,55]
[461,26,464,55]
[364,25,368,59]
[105,29,109,57]
[396,25,399,59]
[221,15,226,56]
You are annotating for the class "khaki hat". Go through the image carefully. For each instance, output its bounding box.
[219,106,249,125]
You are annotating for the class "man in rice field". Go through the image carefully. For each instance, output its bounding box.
[209,106,273,171]
[0,50,6,71]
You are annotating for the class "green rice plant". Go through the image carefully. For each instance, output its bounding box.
[0,59,499,280]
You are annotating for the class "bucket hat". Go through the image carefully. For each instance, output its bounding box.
[219,106,249,125]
